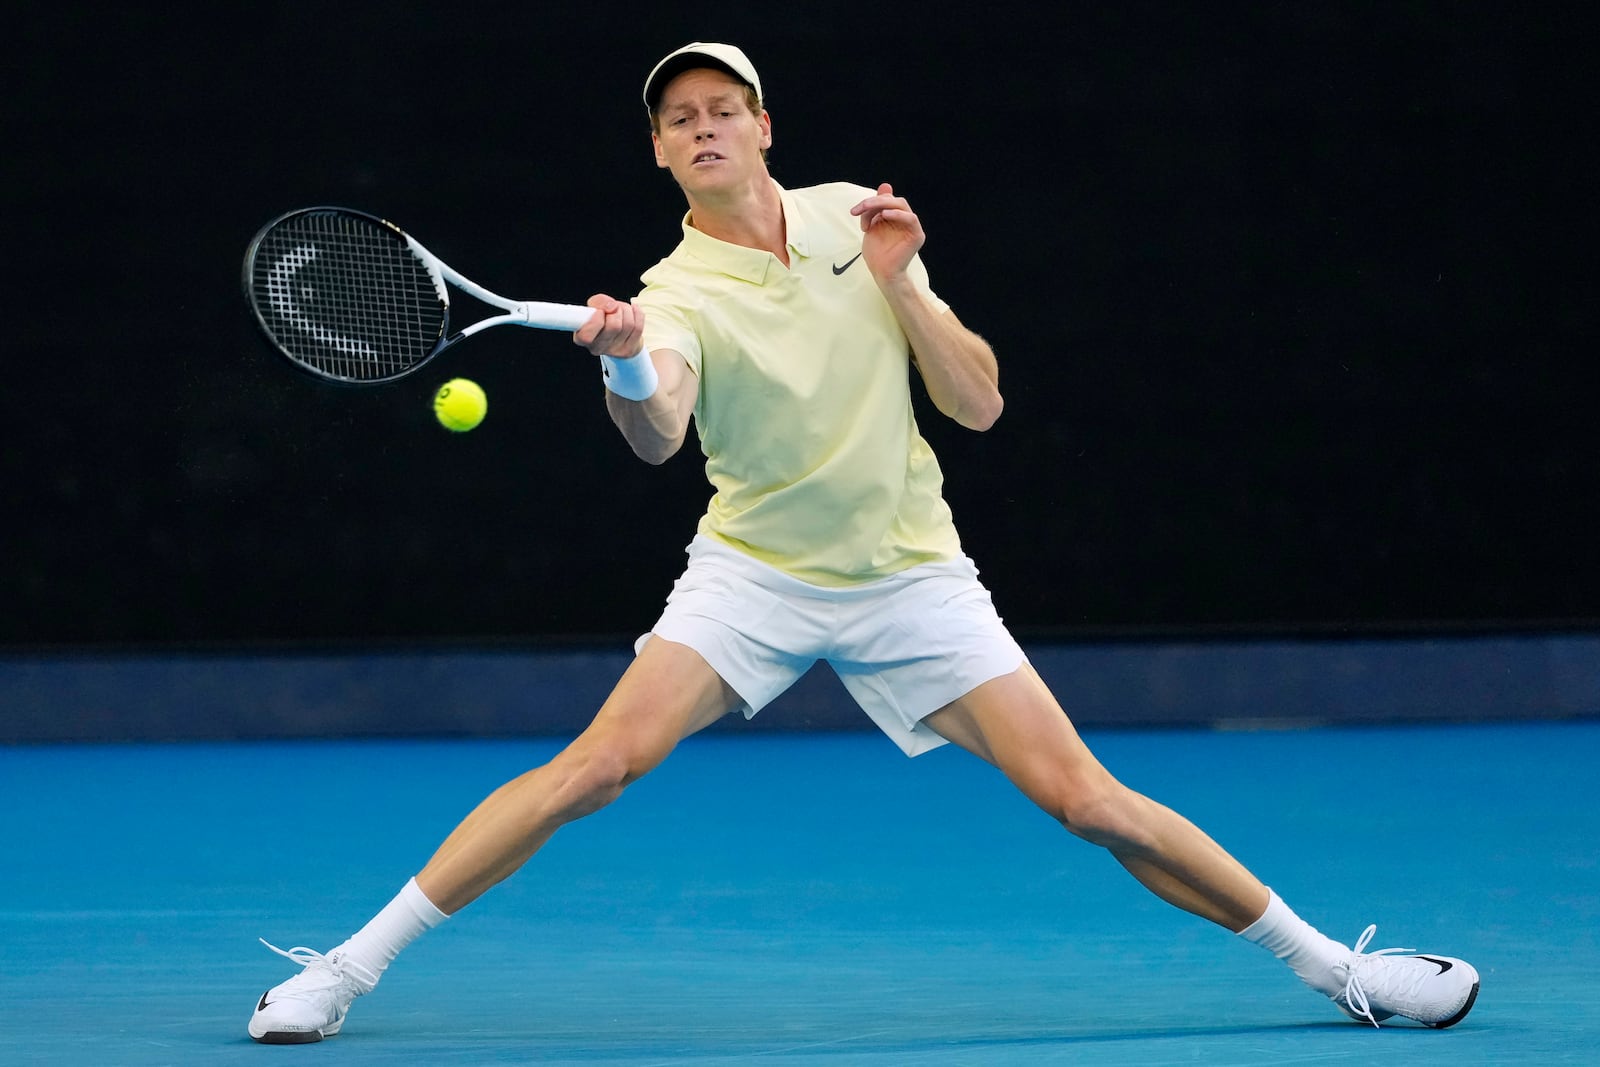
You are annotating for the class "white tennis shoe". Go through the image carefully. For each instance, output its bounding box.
[1332,925,1480,1028]
[247,939,376,1044]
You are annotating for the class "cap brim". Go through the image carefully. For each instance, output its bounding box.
[645,54,751,111]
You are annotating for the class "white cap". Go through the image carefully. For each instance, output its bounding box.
[643,42,763,112]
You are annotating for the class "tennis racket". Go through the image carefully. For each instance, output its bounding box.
[242,206,608,384]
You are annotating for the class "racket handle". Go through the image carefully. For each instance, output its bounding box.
[514,301,599,332]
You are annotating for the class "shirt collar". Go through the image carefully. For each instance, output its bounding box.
[678,179,809,284]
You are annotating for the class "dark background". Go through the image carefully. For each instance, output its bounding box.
[4,2,1595,651]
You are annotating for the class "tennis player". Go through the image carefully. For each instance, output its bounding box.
[248,42,1480,1043]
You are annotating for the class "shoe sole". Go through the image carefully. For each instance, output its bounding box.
[249,1005,342,1044]
[251,1029,327,1045]
[1425,980,1480,1029]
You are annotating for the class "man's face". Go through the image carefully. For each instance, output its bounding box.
[651,68,771,195]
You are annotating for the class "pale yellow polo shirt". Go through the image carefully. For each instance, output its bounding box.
[636,180,962,586]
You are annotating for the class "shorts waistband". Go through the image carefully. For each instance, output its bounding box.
[683,535,977,601]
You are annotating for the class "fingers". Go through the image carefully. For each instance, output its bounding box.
[850,182,920,233]
[849,181,897,213]
[574,294,645,357]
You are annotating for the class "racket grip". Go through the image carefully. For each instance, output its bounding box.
[515,301,598,332]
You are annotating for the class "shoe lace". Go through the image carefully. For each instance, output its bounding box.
[259,939,377,995]
[1341,924,1420,1028]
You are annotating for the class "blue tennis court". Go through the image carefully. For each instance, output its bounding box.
[3,718,1595,1065]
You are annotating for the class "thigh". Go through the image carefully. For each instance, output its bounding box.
[579,635,744,773]
[922,663,1113,799]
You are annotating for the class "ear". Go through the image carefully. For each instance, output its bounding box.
[757,110,772,152]
[652,130,668,170]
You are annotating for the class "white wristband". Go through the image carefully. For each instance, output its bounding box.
[599,350,659,401]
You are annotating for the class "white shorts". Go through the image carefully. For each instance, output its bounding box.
[638,535,1027,756]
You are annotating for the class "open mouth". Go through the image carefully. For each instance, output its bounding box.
[692,152,724,165]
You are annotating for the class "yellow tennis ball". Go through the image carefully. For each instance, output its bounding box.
[433,378,486,432]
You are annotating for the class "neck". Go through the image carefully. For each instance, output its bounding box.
[685,175,787,264]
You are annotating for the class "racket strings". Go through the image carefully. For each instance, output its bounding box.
[250,212,445,381]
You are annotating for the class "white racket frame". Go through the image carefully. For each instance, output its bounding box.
[401,228,598,339]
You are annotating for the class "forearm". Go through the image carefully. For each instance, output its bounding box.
[879,276,1003,431]
[605,349,696,464]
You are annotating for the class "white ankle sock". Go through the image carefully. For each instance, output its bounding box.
[332,877,448,993]
[1238,889,1350,996]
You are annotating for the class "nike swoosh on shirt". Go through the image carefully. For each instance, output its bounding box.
[832,252,863,275]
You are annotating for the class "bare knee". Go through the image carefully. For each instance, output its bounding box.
[1042,775,1154,853]
[545,741,647,823]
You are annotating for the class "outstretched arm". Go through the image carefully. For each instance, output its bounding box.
[574,295,697,464]
[851,183,1003,431]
